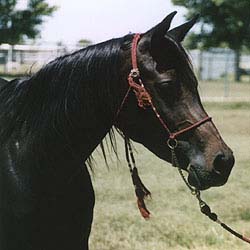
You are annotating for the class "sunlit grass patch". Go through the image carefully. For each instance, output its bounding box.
[239,208,250,221]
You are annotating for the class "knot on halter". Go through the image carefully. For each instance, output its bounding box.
[128,70,151,109]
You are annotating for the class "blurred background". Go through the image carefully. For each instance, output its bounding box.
[0,1,249,250]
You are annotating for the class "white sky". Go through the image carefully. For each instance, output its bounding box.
[17,0,187,44]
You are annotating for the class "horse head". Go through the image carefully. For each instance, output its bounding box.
[116,12,234,191]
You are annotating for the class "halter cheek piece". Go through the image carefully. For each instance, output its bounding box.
[116,34,250,244]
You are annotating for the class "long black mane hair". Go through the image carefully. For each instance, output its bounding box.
[0,35,132,165]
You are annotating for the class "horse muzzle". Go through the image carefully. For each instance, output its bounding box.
[187,152,235,190]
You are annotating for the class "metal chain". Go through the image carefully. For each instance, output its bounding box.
[171,148,196,193]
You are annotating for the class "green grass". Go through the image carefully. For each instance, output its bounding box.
[89,102,250,250]
[239,209,250,221]
[199,80,250,100]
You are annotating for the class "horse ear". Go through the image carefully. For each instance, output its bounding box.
[167,14,199,42]
[147,11,177,39]
[143,11,177,55]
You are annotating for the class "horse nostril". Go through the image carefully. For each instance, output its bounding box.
[213,153,225,174]
[213,152,235,176]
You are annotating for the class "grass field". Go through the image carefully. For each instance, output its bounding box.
[89,100,250,250]
[199,80,250,102]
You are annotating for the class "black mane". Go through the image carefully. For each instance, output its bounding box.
[0,35,132,165]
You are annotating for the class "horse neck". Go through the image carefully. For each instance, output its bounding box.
[57,77,128,167]
[69,41,131,161]
[66,71,127,162]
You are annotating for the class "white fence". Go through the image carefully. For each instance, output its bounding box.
[0,43,79,75]
[1,43,250,80]
[190,48,250,81]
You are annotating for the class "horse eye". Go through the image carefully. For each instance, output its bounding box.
[156,64,168,74]
[156,80,174,88]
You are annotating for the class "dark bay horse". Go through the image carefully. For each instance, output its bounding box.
[0,12,234,250]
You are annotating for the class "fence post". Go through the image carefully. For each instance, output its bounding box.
[198,50,203,80]
[207,52,213,80]
[6,45,13,74]
[224,49,230,97]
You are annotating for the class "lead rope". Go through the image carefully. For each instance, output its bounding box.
[168,138,250,245]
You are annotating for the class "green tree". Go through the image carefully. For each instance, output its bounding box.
[0,0,57,45]
[172,0,250,81]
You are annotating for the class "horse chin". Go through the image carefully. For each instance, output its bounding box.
[187,164,229,191]
[187,171,211,190]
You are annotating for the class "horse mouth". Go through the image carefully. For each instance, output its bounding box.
[187,165,229,191]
